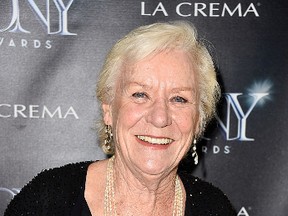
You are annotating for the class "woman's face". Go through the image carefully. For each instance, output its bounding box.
[103,50,199,177]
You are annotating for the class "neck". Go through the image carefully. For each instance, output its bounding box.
[106,155,184,215]
[114,153,178,193]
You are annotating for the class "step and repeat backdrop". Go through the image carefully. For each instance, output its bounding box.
[0,0,287,215]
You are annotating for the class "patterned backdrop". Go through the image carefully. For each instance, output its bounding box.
[1,0,287,215]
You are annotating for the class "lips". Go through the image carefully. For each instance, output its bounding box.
[136,135,174,145]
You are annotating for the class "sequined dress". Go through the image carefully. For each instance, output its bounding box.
[4,161,236,216]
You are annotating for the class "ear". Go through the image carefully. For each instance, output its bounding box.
[102,103,113,125]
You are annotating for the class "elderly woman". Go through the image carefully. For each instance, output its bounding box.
[5,21,236,215]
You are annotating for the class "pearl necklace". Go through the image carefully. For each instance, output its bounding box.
[104,156,184,216]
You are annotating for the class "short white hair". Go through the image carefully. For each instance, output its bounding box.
[96,21,220,154]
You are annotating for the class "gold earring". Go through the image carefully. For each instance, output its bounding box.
[192,139,198,165]
[104,125,113,152]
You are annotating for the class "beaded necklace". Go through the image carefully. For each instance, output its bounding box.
[104,156,184,216]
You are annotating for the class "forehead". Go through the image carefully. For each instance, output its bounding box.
[122,50,196,87]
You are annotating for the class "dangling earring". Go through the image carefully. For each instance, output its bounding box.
[104,125,113,152]
[192,139,198,165]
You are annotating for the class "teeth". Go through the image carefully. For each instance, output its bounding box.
[136,135,173,145]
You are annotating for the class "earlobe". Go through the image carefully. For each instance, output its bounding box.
[102,103,113,125]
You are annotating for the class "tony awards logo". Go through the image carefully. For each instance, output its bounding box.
[0,0,76,35]
[0,0,77,49]
[202,80,272,155]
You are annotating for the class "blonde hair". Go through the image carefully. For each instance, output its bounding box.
[96,21,220,154]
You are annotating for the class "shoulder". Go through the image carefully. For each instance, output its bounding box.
[36,161,93,182]
[5,161,93,216]
[20,161,93,197]
[179,171,228,200]
[179,172,237,216]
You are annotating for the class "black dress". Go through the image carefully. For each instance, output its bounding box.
[5,162,236,216]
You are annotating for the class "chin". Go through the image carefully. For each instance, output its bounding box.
[134,157,176,176]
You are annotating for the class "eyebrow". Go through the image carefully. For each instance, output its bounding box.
[171,87,195,93]
[125,82,151,90]
[125,82,196,92]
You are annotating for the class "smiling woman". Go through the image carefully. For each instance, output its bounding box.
[102,50,199,178]
[5,21,236,216]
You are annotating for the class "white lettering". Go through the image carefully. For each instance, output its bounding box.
[14,104,27,118]
[29,105,39,118]
[53,0,77,35]
[202,146,208,153]
[224,146,231,154]
[141,2,151,16]
[21,39,28,47]
[222,3,242,17]
[33,40,41,48]
[143,2,260,17]
[0,37,52,49]
[238,207,249,216]
[0,0,30,33]
[27,0,76,35]
[63,106,79,119]
[213,145,220,154]
[0,104,11,118]
[141,2,168,16]
[201,145,231,154]
[153,2,168,16]
[210,3,220,17]
[9,39,16,47]
[0,188,21,198]
[216,93,268,141]
[176,2,191,17]
[0,104,79,119]
[194,3,207,17]
[243,3,259,17]
[46,40,52,49]
[0,37,4,45]
[42,106,62,118]
[0,0,76,35]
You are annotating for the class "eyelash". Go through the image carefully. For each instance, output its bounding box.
[132,92,148,99]
[132,92,188,104]
[171,96,188,103]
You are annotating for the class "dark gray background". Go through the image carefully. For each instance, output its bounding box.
[1,0,287,215]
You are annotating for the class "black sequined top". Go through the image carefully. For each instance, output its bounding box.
[4,161,236,216]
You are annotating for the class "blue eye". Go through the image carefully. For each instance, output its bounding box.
[172,96,188,103]
[132,92,147,98]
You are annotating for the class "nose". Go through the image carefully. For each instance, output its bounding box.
[146,99,172,128]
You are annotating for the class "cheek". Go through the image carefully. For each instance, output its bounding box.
[174,110,198,135]
[113,102,146,128]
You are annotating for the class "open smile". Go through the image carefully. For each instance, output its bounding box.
[136,135,174,145]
